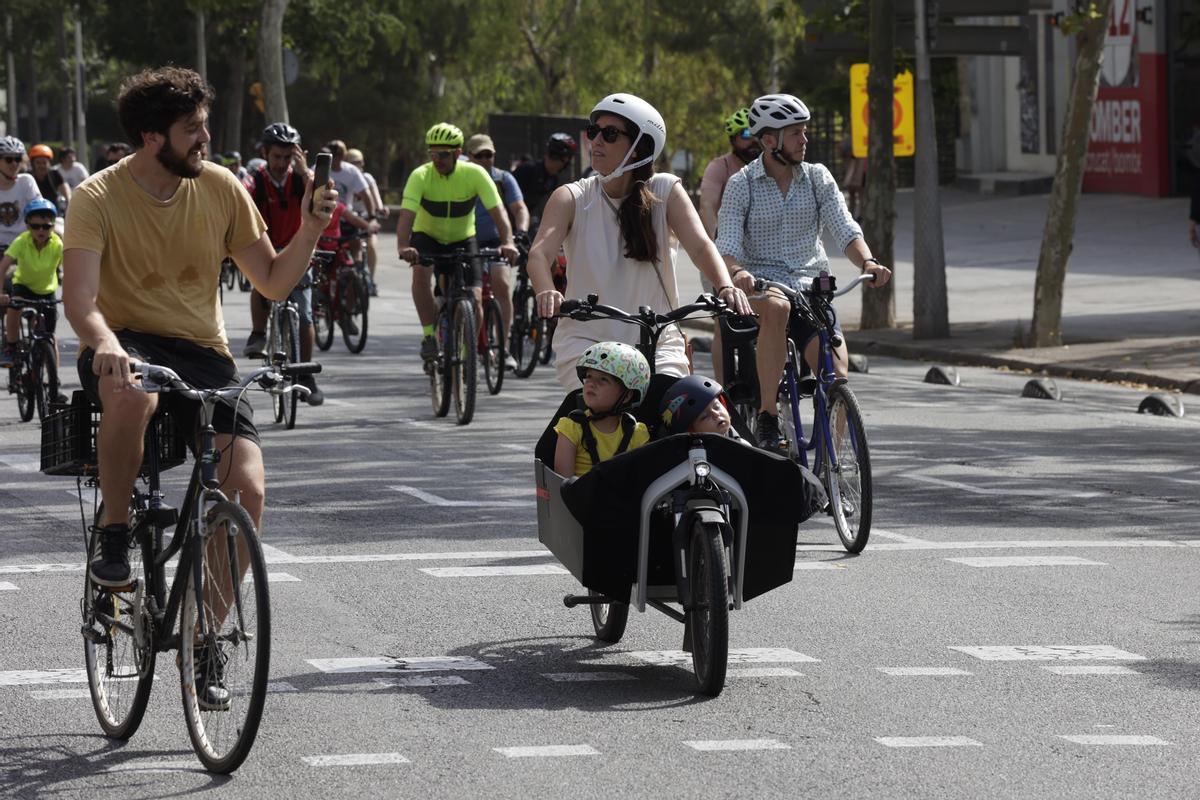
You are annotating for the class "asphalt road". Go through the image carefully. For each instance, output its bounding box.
[2,241,1199,798]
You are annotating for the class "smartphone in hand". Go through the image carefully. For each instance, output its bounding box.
[311,152,332,213]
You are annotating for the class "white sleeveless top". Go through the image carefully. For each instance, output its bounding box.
[554,172,689,389]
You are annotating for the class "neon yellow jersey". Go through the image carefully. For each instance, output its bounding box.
[401,161,501,245]
[8,230,63,295]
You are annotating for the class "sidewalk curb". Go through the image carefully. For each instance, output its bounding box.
[679,319,1200,395]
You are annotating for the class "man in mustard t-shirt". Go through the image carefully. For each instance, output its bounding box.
[395,122,519,364]
[63,67,336,603]
[0,198,63,379]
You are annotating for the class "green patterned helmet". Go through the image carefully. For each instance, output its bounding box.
[576,342,652,406]
[426,123,464,148]
[724,107,751,137]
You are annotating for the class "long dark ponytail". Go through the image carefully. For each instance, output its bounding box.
[616,132,659,265]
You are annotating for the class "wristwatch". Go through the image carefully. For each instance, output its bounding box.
[862,257,881,271]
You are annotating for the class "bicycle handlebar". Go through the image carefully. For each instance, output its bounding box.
[753,271,875,301]
[2,296,60,309]
[131,360,321,401]
[417,247,504,265]
[558,293,730,330]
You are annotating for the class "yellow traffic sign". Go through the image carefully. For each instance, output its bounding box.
[849,65,915,158]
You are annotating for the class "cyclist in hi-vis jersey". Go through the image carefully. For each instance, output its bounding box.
[715,93,891,451]
[396,123,519,365]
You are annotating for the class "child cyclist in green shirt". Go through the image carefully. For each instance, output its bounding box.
[1,198,63,372]
[553,341,653,477]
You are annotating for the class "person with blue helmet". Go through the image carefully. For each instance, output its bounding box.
[1,198,64,378]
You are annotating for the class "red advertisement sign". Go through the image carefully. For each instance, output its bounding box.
[1083,1,1169,196]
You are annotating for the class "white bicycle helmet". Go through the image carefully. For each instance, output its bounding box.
[589,93,666,182]
[0,136,26,157]
[748,94,811,136]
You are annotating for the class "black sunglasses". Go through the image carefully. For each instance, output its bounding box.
[585,124,630,144]
[471,151,495,159]
[2,156,22,164]
[428,150,457,161]
[27,223,54,231]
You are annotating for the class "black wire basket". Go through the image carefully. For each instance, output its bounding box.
[40,391,189,477]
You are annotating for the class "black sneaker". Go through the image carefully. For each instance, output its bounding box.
[243,331,267,360]
[300,374,324,406]
[756,412,787,452]
[194,641,231,711]
[89,524,132,587]
[420,335,438,362]
[0,344,15,369]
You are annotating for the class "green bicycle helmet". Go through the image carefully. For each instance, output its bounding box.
[576,342,652,408]
[426,123,465,148]
[724,107,751,137]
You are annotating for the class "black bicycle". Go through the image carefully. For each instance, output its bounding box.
[262,294,306,429]
[420,247,501,425]
[41,360,318,773]
[508,240,543,379]
[3,296,61,422]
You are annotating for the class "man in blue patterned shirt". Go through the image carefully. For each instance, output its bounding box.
[716,93,892,451]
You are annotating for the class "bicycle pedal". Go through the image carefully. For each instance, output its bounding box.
[797,377,818,397]
[143,507,178,528]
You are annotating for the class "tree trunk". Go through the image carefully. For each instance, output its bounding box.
[224,56,246,155]
[59,12,73,145]
[861,0,897,329]
[195,9,207,82]
[1030,0,1114,347]
[258,0,290,123]
[4,16,15,136]
[73,9,87,162]
[911,0,948,339]
[26,48,41,142]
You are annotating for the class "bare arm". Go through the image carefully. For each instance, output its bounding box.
[396,209,417,262]
[843,238,892,287]
[666,182,752,315]
[487,205,519,264]
[529,185,575,317]
[230,176,335,300]
[553,433,577,477]
[343,206,380,233]
[59,181,72,202]
[63,248,135,385]
[508,199,530,234]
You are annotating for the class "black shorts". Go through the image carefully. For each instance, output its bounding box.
[8,284,58,334]
[412,233,481,288]
[78,330,259,449]
[790,303,843,352]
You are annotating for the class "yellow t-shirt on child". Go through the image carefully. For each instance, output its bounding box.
[554,415,650,477]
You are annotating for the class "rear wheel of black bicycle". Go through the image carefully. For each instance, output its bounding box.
[823,383,872,554]
[686,518,729,697]
[588,590,629,643]
[511,287,541,379]
[14,355,34,422]
[33,339,58,421]
[280,312,300,430]
[312,287,334,352]
[83,505,156,740]
[340,268,369,354]
[452,298,477,425]
[483,298,505,395]
[180,501,270,774]
[431,306,452,418]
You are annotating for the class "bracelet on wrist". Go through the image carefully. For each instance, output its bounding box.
[862,257,880,269]
[716,285,733,294]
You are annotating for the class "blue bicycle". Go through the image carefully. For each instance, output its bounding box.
[728,272,874,553]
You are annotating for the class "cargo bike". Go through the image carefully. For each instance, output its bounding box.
[534,294,819,697]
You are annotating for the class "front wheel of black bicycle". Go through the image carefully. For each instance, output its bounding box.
[180,501,270,774]
[483,298,505,395]
[686,518,729,698]
[281,312,300,430]
[589,590,629,643]
[452,298,477,425]
[511,287,541,379]
[34,339,58,421]
[823,383,873,554]
[83,506,156,739]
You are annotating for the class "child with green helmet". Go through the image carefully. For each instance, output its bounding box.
[553,341,652,477]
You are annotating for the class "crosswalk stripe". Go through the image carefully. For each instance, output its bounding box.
[727,667,804,678]
[793,562,846,570]
[0,669,87,686]
[1041,666,1141,676]
[302,753,411,766]
[876,736,983,748]
[493,745,599,758]
[877,667,973,676]
[628,648,819,666]
[0,581,18,591]
[946,556,1106,568]
[950,645,1146,662]
[30,688,91,699]
[390,484,530,508]
[374,675,472,688]
[307,656,493,674]
[1058,735,1170,746]
[797,540,1180,552]
[683,739,791,752]
[419,565,569,578]
[542,672,637,682]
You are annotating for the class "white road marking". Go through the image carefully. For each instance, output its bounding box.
[1059,735,1171,746]
[0,581,18,591]
[302,753,411,767]
[1041,666,1141,676]
[905,473,1104,499]
[264,572,301,582]
[877,667,973,676]
[0,454,39,472]
[499,444,530,453]
[307,656,494,674]
[629,648,819,667]
[419,565,569,578]
[683,739,791,752]
[950,645,1147,662]
[0,669,87,686]
[542,672,637,682]
[0,564,84,575]
[30,688,91,699]
[106,759,201,773]
[258,542,298,563]
[493,745,599,758]
[393,417,443,431]
[946,556,1107,568]
[793,562,846,570]
[267,681,299,692]
[807,516,929,544]
[796,540,1180,553]
[876,736,983,748]
[727,667,805,678]
[374,675,472,688]
[390,484,530,508]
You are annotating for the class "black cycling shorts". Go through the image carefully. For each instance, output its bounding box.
[790,303,844,355]
[78,330,259,449]
[412,232,481,288]
[8,283,58,334]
